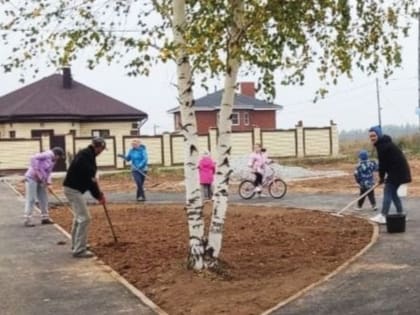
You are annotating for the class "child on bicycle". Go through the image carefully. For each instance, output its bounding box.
[354,149,378,211]
[248,144,268,194]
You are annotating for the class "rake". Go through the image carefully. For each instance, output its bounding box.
[333,183,380,217]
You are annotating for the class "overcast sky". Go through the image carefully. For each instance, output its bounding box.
[0,21,418,135]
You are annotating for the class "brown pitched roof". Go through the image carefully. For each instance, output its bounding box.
[0,72,147,122]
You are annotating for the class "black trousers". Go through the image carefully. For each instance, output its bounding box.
[254,172,263,187]
[358,186,376,208]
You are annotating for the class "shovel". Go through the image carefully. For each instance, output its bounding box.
[334,183,380,217]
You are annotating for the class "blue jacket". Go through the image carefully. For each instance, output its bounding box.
[354,159,378,189]
[123,145,148,172]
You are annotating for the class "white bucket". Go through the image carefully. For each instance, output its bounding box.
[397,184,408,197]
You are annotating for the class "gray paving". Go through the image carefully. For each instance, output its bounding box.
[0,182,156,315]
[2,178,420,315]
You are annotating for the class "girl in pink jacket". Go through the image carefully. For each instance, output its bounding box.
[198,150,216,200]
[248,144,266,193]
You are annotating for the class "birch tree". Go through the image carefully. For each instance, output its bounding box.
[1,0,417,271]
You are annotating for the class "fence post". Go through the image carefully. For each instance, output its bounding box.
[295,121,304,158]
[115,136,125,169]
[330,120,339,156]
[208,127,218,156]
[253,126,261,146]
[162,132,172,166]
[64,133,74,163]
[41,134,50,152]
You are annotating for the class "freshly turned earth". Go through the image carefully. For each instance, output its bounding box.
[50,203,373,315]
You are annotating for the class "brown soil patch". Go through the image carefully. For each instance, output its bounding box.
[50,203,372,315]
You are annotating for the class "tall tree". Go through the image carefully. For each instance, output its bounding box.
[0,0,417,270]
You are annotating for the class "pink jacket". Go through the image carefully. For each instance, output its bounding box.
[248,152,266,174]
[24,150,56,184]
[198,156,215,184]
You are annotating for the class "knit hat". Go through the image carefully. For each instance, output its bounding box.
[52,147,65,158]
[368,125,382,138]
[358,149,368,161]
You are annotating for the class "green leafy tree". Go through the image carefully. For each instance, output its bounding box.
[1,0,417,270]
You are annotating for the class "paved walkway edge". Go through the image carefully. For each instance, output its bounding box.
[260,220,379,315]
[5,181,168,315]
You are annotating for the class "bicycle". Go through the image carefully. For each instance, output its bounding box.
[238,165,287,199]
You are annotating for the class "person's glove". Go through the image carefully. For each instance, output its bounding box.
[98,194,106,205]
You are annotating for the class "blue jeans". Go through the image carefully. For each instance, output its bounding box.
[132,169,146,199]
[24,178,50,220]
[382,182,403,216]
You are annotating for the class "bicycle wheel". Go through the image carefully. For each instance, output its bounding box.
[238,180,256,199]
[269,179,287,199]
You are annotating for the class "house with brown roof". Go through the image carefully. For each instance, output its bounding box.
[167,82,283,135]
[0,68,147,169]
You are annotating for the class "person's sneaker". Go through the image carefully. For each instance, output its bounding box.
[41,218,54,225]
[372,206,378,211]
[258,193,268,197]
[370,213,386,224]
[253,186,262,193]
[24,220,35,227]
[137,197,146,202]
[72,250,95,258]
[354,206,362,211]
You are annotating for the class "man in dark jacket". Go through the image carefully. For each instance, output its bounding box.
[368,125,411,224]
[63,137,107,258]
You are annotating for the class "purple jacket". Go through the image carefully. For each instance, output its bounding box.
[25,150,56,184]
[198,156,215,184]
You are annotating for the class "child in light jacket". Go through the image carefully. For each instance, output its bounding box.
[354,149,378,211]
[248,144,267,193]
[198,150,215,200]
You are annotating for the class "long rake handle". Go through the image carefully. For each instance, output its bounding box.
[102,204,118,243]
[336,183,380,215]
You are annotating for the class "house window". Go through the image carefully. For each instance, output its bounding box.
[92,130,110,137]
[9,131,16,138]
[131,122,139,129]
[243,112,250,126]
[231,112,240,126]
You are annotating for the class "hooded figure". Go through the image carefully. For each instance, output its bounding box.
[368,125,411,224]
[368,128,411,185]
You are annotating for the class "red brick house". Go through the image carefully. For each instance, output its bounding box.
[167,82,283,135]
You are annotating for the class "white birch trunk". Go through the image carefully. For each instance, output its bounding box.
[172,0,205,270]
[206,1,243,261]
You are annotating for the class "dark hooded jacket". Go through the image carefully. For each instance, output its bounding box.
[375,135,411,185]
[63,145,102,199]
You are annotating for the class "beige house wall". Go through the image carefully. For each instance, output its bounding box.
[2,122,77,138]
